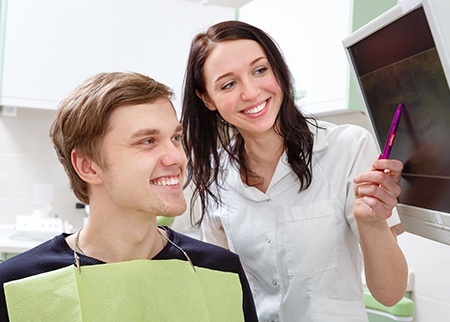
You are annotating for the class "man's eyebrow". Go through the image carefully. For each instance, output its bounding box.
[129,128,159,140]
[175,124,183,132]
[129,124,183,140]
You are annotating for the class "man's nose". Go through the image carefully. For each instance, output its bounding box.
[160,142,187,167]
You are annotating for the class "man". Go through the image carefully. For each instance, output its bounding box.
[0,72,257,321]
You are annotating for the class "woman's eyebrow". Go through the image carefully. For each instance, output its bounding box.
[214,56,267,84]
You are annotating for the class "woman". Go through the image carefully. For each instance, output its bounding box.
[181,20,407,322]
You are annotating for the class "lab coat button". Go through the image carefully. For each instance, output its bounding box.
[272,280,278,286]
[266,236,271,243]
[265,198,271,202]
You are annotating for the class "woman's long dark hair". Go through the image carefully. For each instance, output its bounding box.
[181,20,315,226]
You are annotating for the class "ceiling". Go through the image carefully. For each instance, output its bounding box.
[179,0,253,9]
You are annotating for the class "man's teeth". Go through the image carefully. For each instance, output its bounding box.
[150,177,179,186]
[243,101,266,114]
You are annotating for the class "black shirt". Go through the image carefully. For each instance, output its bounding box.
[0,228,257,321]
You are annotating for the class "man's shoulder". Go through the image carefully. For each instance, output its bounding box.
[0,234,72,284]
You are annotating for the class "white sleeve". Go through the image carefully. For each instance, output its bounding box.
[201,211,230,250]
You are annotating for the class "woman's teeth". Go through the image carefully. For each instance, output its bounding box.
[242,101,266,114]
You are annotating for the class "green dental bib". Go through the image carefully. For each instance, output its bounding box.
[5,259,244,322]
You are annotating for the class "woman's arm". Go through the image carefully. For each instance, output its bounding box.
[353,158,408,306]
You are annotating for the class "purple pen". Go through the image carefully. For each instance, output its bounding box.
[379,103,404,159]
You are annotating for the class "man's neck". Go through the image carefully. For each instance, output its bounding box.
[66,213,165,263]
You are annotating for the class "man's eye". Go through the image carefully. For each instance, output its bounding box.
[143,138,155,145]
[172,134,183,142]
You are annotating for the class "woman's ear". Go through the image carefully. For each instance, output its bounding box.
[195,90,216,111]
[71,149,102,185]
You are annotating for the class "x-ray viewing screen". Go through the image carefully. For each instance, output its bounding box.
[348,7,450,214]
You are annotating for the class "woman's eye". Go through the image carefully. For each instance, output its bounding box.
[255,67,268,75]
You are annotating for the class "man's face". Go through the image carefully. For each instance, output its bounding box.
[95,99,187,219]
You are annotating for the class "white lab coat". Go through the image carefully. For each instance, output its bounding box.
[203,121,400,322]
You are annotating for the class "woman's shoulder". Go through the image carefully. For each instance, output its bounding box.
[316,120,371,135]
[173,229,237,256]
[313,120,374,148]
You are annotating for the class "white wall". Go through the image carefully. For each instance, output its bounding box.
[239,0,351,114]
[0,108,83,227]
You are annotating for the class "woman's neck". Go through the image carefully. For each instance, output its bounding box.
[241,131,284,192]
[241,129,284,164]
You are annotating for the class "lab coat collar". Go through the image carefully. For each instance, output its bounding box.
[224,121,328,198]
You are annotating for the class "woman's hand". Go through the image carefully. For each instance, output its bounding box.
[353,158,403,222]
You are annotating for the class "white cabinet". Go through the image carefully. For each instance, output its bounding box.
[0,0,235,111]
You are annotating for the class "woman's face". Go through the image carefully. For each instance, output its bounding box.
[200,39,283,137]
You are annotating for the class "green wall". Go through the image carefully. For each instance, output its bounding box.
[347,0,397,110]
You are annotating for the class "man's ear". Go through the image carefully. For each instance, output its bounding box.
[71,149,102,185]
[195,90,216,111]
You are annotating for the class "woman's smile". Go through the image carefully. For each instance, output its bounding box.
[241,99,268,115]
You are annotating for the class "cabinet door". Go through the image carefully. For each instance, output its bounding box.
[0,0,234,110]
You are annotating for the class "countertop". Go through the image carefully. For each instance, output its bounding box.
[0,224,42,254]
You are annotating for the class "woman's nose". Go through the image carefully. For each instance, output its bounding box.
[240,79,260,101]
